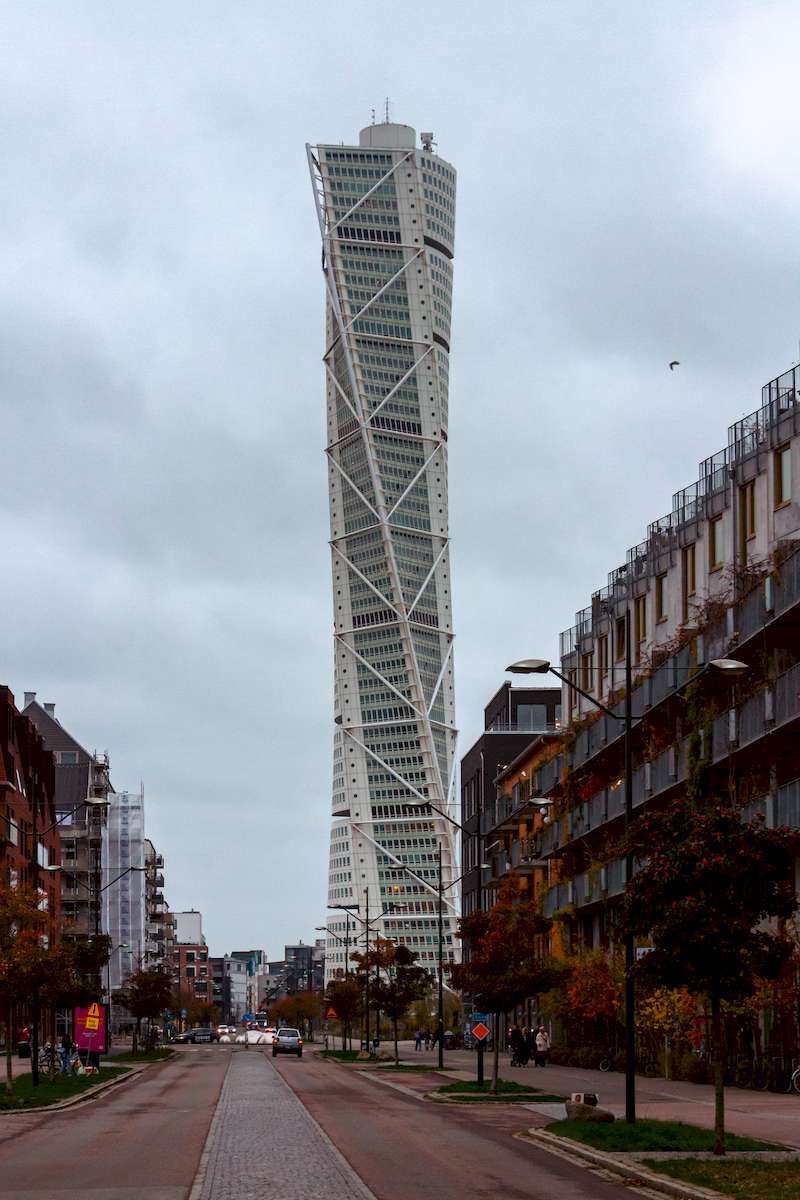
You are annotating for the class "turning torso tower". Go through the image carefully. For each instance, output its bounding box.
[307,121,458,979]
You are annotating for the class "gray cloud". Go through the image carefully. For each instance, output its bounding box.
[2,0,798,954]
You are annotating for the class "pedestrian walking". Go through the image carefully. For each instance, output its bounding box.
[423,1028,431,1051]
[534,1026,551,1067]
[509,1026,526,1067]
[59,1034,73,1074]
[414,1029,422,1052]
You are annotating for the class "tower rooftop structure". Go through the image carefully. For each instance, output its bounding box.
[307,121,458,980]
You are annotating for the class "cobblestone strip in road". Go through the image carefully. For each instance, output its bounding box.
[192,1051,376,1200]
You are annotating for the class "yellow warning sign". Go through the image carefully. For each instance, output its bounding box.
[87,1003,101,1017]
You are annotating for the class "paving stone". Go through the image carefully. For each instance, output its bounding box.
[194,1052,373,1200]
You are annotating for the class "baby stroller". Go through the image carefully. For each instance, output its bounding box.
[510,1036,529,1067]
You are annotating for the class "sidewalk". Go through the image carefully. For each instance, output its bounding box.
[193,1050,374,1199]
[390,1041,800,1148]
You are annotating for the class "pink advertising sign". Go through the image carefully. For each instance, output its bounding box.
[73,1003,108,1054]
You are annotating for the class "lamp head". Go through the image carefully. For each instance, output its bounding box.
[708,658,748,676]
[505,659,551,675]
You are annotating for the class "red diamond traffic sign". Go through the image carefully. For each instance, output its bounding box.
[471,1021,490,1042]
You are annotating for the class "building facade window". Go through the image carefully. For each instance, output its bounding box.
[775,445,791,507]
[655,572,667,622]
[598,634,609,681]
[568,668,578,711]
[739,480,756,558]
[581,652,594,694]
[681,543,696,621]
[634,595,647,662]
[614,616,625,661]
[708,516,723,571]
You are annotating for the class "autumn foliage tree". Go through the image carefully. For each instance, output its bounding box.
[449,876,563,1091]
[372,944,430,1062]
[324,976,361,1051]
[115,966,174,1051]
[619,798,798,1155]
[272,990,321,1033]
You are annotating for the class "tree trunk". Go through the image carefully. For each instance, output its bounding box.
[133,1017,140,1058]
[711,986,725,1156]
[393,1013,399,1064]
[4,1005,13,1096]
[491,1012,499,1094]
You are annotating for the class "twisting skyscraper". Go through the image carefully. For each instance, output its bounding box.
[307,121,458,979]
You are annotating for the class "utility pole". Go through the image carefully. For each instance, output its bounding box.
[437,840,444,1070]
[30,790,40,1087]
[624,606,636,1124]
[363,889,370,1052]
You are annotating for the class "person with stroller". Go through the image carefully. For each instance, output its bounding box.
[509,1026,529,1067]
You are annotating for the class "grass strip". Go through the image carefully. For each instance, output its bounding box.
[0,1066,130,1110]
[376,1063,439,1072]
[642,1158,800,1199]
[112,1048,173,1062]
[320,1050,379,1062]
[442,1092,564,1103]
[547,1118,777,1153]
[439,1078,551,1095]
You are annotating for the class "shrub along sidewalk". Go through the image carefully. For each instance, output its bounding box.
[0,1066,130,1111]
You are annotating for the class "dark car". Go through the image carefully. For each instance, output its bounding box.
[174,1026,214,1044]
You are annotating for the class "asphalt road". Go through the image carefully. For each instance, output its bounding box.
[271,1052,647,1200]
[0,1045,229,1200]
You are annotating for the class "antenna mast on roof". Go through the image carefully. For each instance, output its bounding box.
[384,97,391,123]
[371,107,375,125]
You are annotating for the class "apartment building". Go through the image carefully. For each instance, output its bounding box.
[460,683,561,921]
[24,696,111,941]
[143,839,170,968]
[490,365,800,951]
[104,791,146,995]
[0,688,60,936]
[210,955,248,1023]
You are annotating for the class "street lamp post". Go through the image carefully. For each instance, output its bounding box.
[506,650,748,1123]
[385,843,490,1070]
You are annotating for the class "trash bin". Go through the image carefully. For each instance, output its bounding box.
[17,1042,31,1059]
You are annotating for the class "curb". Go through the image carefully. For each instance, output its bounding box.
[0,1063,148,1117]
[188,1051,234,1200]
[427,1091,548,1105]
[516,1129,733,1200]
[268,1055,379,1200]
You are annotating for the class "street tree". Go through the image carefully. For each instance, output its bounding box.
[187,1000,219,1028]
[115,966,174,1052]
[350,937,397,1045]
[373,944,430,1062]
[619,797,798,1155]
[324,976,361,1051]
[449,876,562,1091]
[272,991,320,1035]
[0,882,45,1095]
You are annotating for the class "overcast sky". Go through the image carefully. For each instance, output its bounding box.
[3,2,799,957]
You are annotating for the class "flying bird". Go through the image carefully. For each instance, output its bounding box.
[668,360,680,371]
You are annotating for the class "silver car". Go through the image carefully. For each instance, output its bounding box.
[272,1027,303,1058]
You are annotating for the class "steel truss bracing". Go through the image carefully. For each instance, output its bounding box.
[308,128,459,978]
